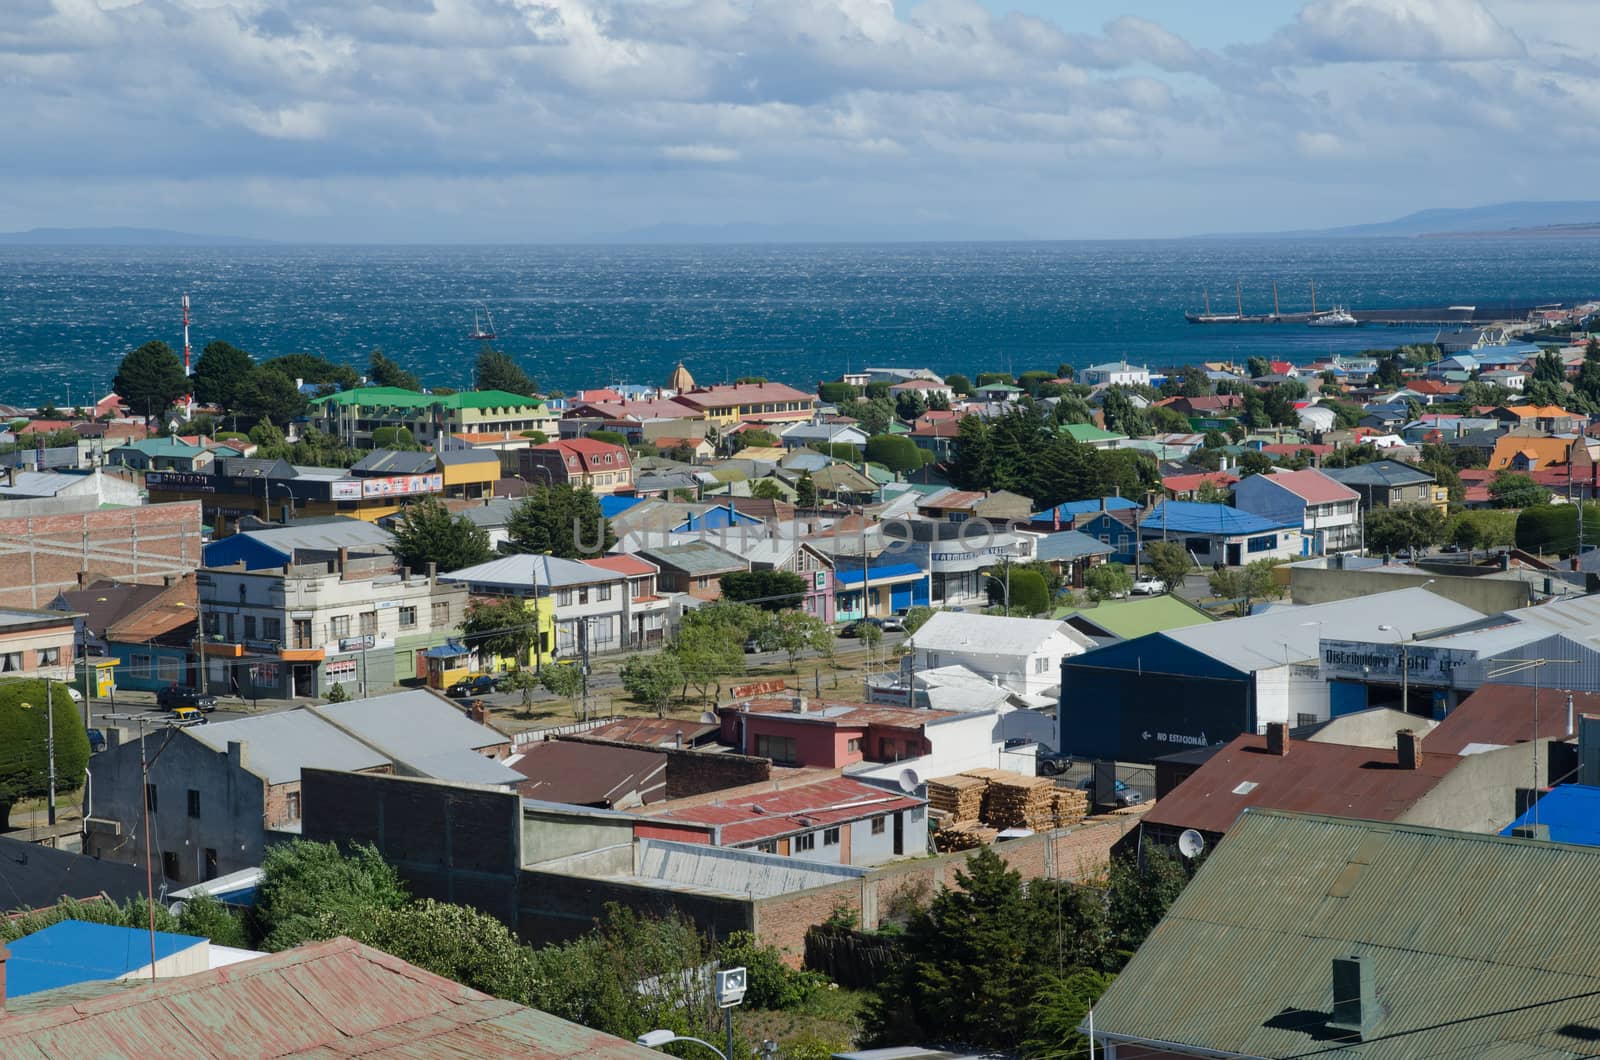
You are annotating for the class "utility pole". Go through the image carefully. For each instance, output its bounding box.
[194,576,208,696]
[46,680,57,829]
[579,618,591,723]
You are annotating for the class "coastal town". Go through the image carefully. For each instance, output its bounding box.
[5,308,1600,1056]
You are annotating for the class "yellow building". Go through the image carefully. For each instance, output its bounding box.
[313,388,557,449]
[671,381,818,427]
[437,448,501,499]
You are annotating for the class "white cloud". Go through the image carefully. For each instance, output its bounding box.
[1286,0,1525,61]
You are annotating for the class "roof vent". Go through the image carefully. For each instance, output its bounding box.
[1328,955,1378,1039]
[1232,781,1258,795]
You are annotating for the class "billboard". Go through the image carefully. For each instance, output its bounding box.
[359,473,443,498]
[1321,639,1478,689]
[147,471,216,493]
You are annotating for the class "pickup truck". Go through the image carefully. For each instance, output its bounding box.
[156,685,218,713]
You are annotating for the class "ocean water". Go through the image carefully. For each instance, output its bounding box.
[0,238,1594,407]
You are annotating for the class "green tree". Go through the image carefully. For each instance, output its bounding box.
[738,428,781,449]
[818,382,860,404]
[252,840,408,952]
[458,597,537,669]
[945,373,973,395]
[902,605,934,634]
[671,608,752,701]
[1533,348,1566,386]
[988,567,1050,616]
[620,652,684,717]
[368,348,420,391]
[1488,470,1547,509]
[1208,559,1286,616]
[191,340,255,409]
[1144,540,1191,592]
[1084,563,1132,602]
[1100,387,1149,436]
[176,892,250,949]
[1364,505,1447,555]
[370,426,422,450]
[1195,479,1231,504]
[114,340,191,423]
[232,365,309,426]
[267,353,360,390]
[323,681,350,703]
[1322,442,1380,469]
[1515,503,1600,556]
[0,680,90,830]
[950,415,995,490]
[539,662,583,699]
[474,348,537,395]
[1575,339,1600,410]
[1023,970,1115,1060]
[835,396,896,435]
[353,898,542,1003]
[864,433,926,474]
[587,429,628,447]
[795,470,818,507]
[720,569,808,611]
[757,609,834,670]
[749,478,786,500]
[895,390,928,421]
[1107,847,1188,949]
[505,484,615,558]
[390,496,493,573]
[1246,356,1269,379]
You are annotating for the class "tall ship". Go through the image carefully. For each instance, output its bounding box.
[1308,306,1358,327]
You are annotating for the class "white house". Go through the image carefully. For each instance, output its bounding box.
[906,612,1094,696]
[1081,360,1152,387]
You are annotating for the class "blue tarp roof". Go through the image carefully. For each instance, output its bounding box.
[1142,501,1290,536]
[422,638,470,659]
[834,563,924,586]
[7,921,205,998]
[599,495,644,518]
[1030,497,1140,520]
[1500,785,1600,847]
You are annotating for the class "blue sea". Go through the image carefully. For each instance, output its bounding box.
[0,238,1595,407]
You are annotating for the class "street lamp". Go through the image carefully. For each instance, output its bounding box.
[634,1031,725,1058]
[1377,623,1410,713]
[271,483,295,522]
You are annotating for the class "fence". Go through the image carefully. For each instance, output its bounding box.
[511,715,623,747]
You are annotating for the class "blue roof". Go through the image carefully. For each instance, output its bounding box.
[1500,785,1600,846]
[7,920,205,997]
[1141,501,1290,536]
[1034,529,1116,563]
[599,495,645,518]
[422,638,470,659]
[834,563,925,586]
[1031,497,1140,520]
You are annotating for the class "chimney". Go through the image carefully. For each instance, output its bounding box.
[227,740,247,772]
[338,546,349,573]
[163,574,175,587]
[674,730,683,749]
[1266,721,1289,756]
[791,695,808,714]
[1396,729,1421,770]
[76,570,88,588]
[1328,955,1377,1039]
[468,701,487,725]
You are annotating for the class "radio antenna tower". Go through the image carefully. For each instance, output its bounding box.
[182,292,194,418]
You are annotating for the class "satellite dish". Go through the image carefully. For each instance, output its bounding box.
[1178,829,1206,859]
[898,768,921,794]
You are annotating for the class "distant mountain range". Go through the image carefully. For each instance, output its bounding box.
[1210,201,1600,239]
[595,220,1031,244]
[0,227,274,246]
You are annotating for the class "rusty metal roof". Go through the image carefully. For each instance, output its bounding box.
[583,717,719,747]
[646,776,924,845]
[1091,810,1600,1060]
[511,741,668,808]
[1141,731,1457,836]
[0,936,659,1058]
[1426,682,1600,756]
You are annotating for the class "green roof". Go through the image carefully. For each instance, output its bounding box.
[1060,423,1127,443]
[114,438,207,457]
[312,387,542,410]
[1053,595,1214,638]
[1092,810,1600,1060]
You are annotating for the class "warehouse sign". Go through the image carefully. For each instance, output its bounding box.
[1321,639,1478,687]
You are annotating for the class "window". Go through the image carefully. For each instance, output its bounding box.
[431,601,450,626]
[910,807,924,822]
[823,827,840,846]
[325,659,358,685]
[204,848,218,881]
[696,576,709,590]
[145,783,158,812]
[757,841,777,854]
[37,646,61,668]
[285,790,302,819]
[596,584,612,602]
[847,738,861,753]
[1247,534,1276,554]
[243,615,257,640]
[330,614,351,638]
[1297,713,1319,728]
[132,652,152,676]
[162,851,180,882]
[557,589,574,607]
[1034,657,1048,675]
[578,588,589,605]
[359,611,378,636]
[293,618,313,648]
[158,657,180,683]
[187,789,201,819]
[793,832,816,852]
[754,734,798,765]
[0,652,20,673]
[871,816,886,835]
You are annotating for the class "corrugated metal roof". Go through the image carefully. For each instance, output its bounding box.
[1056,595,1216,639]
[313,690,510,768]
[1426,683,1600,755]
[6,921,205,997]
[439,552,614,588]
[189,709,390,785]
[909,611,1083,654]
[351,449,437,475]
[647,776,924,845]
[634,542,746,575]
[1142,500,1291,536]
[0,936,657,1056]
[234,518,395,555]
[1092,810,1600,1060]
[512,741,668,807]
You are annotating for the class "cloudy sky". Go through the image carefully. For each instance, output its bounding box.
[0,0,1586,241]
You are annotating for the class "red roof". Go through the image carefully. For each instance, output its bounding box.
[919,490,984,510]
[533,438,630,473]
[735,697,959,731]
[1144,732,1458,835]
[566,397,704,420]
[1268,361,1293,374]
[1408,380,1461,396]
[583,555,658,577]
[1162,471,1239,493]
[576,387,625,403]
[674,382,817,409]
[910,420,962,438]
[646,776,923,845]
[1255,468,1359,504]
[0,936,655,1057]
[1427,683,1600,755]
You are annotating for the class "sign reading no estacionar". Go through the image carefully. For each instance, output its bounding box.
[1320,639,1478,688]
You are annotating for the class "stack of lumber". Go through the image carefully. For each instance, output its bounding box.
[933,821,1000,852]
[985,774,1058,830]
[1050,787,1089,828]
[926,774,987,823]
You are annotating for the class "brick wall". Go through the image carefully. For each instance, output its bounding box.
[0,502,204,609]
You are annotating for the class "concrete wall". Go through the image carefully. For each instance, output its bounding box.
[522,802,639,865]
[85,728,266,888]
[1289,566,1527,614]
[1401,739,1556,834]
[300,768,524,927]
[1253,662,1332,730]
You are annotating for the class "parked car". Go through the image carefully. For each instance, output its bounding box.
[1079,775,1144,807]
[61,684,83,704]
[447,674,499,698]
[86,728,106,753]
[168,706,207,726]
[839,618,885,638]
[1130,576,1166,596]
[744,636,766,654]
[879,614,907,633]
[1037,752,1071,776]
[156,685,217,713]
